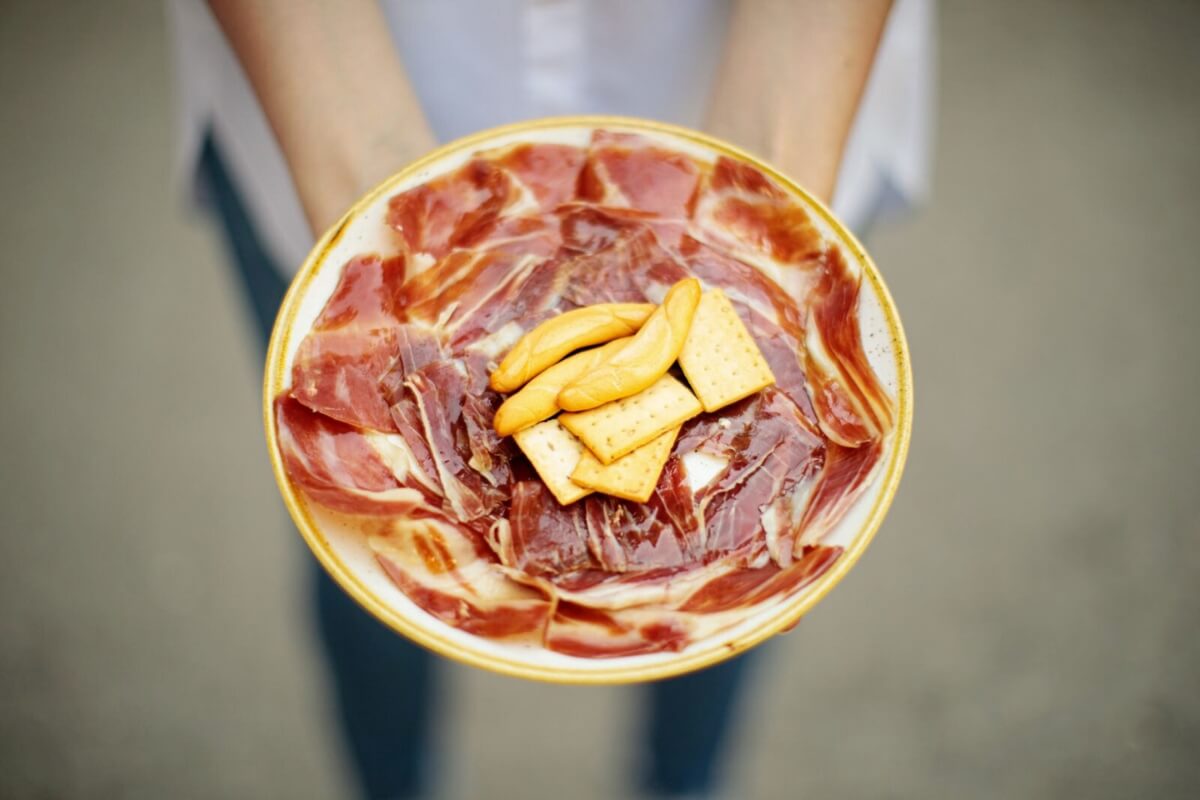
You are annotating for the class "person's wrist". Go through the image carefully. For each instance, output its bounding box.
[301,122,437,234]
[771,150,840,205]
[351,124,438,195]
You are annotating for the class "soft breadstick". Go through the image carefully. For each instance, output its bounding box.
[489,303,653,393]
[558,278,701,411]
[492,338,630,436]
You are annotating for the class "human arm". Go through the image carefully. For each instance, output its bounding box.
[705,0,892,203]
[207,0,437,234]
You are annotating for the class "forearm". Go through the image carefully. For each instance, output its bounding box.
[706,0,891,202]
[208,0,436,233]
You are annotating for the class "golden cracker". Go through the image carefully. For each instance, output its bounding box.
[678,289,776,412]
[571,427,678,503]
[513,419,592,505]
[560,374,701,464]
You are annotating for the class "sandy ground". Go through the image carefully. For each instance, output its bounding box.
[1,0,1198,797]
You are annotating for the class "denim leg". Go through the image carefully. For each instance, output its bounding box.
[640,651,758,798]
[198,134,437,799]
[314,568,439,799]
[195,138,290,357]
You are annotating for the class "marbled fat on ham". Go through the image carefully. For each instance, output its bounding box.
[278,130,894,656]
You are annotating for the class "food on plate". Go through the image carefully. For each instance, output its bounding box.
[490,277,769,501]
[678,288,777,412]
[557,278,701,411]
[571,427,679,503]
[513,419,594,505]
[489,302,654,393]
[492,337,629,437]
[559,373,702,465]
[273,128,896,659]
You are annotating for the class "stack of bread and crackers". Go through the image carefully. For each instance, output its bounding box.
[490,278,776,505]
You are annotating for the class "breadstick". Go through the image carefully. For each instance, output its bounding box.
[493,338,630,436]
[558,278,700,411]
[489,303,653,393]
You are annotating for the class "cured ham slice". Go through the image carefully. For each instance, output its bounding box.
[275,396,427,515]
[803,249,895,445]
[403,360,512,522]
[795,440,884,551]
[446,252,575,351]
[556,206,692,307]
[546,603,690,658]
[388,142,587,263]
[579,130,700,218]
[386,159,514,261]
[583,491,703,573]
[691,156,827,283]
[498,481,598,576]
[371,518,553,640]
[290,254,408,432]
[675,389,824,565]
[277,128,897,657]
[397,214,562,327]
[678,234,806,339]
[680,545,842,613]
[482,142,587,209]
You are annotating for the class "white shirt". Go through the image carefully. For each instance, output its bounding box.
[168,0,934,277]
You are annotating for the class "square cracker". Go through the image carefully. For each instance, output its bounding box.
[678,289,776,412]
[513,419,592,505]
[560,374,701,464]
[572,427,679,503]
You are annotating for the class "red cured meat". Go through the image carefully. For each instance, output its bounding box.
[544,599,691,658]
[386,159,514,260]
[654,457,703,542]
[398,214,561,328]
[377,326,444,395]
[675,235,823,424]
[484,142,587,208]
[386,398,442,499]
[710,154,790,199]
[680,545,841,613]
[447,251,575,350]
[459,353,518,491]
[694,156,825,268]
[692,162,892,446]
[679,234,806,339]
[559,203,651,253]
[796,440,884,551]
[805,363,874,447]
[275,395,424,515]
[291,254,408,432]
[291,329,398,432]
[559,201,686,252]
[561,230,656,306]
[557,212,691,307]
[805,248,894,443]
[579,130,700,218]
[405,359,513,522]
[377,543,552,640]
[548,618,689,658]
[505,481,598,576]
[583,491,703,573]
[676,389,824,563]
[738,304,820,427]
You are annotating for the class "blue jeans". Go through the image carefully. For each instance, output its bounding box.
[199,135,754,799]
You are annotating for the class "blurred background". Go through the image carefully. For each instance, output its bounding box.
[2,0,1198,797]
